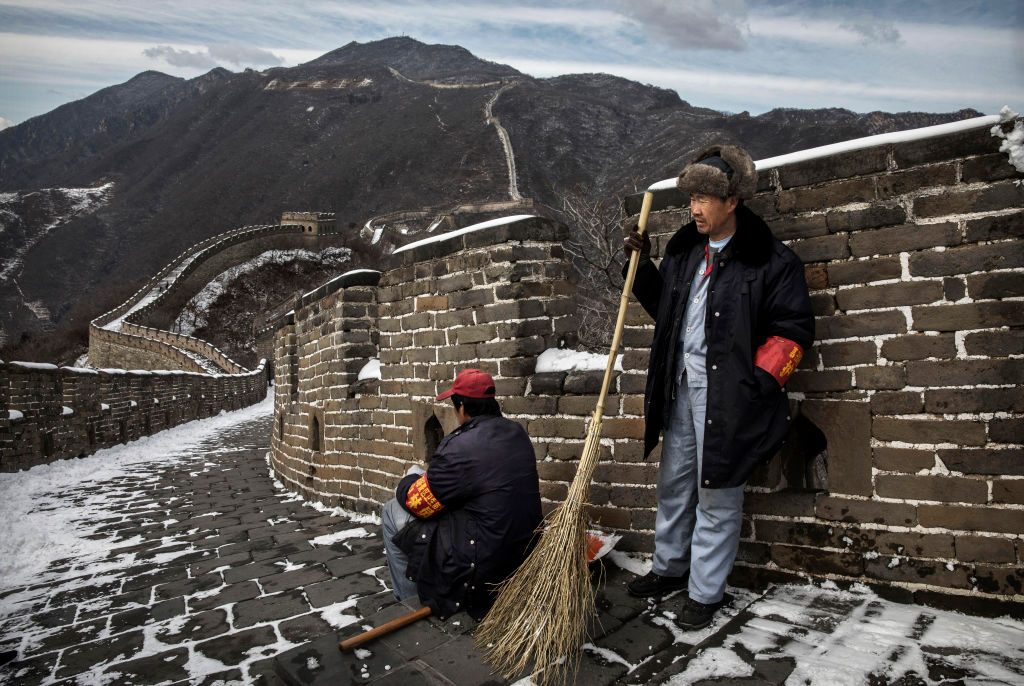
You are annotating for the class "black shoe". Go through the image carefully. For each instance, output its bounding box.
[626,571,688,598]
[678,597,720,630]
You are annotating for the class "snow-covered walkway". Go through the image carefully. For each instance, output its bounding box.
[1,398,1022,685]
[0,397,387,685]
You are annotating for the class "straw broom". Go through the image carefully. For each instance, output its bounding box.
[475,191,655,686]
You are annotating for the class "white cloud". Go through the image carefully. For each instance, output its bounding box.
[207,44,283,66]
[143,45,217,69]
[143,43,284,69]
[749,15,1019,55]
[0,117,14,131]
[616,0,749,50]
[499,57,1020,114]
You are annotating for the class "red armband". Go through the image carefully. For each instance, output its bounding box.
[405,474,445,518]
[754,336,804,387]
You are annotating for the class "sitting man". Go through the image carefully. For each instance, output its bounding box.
[380,368,542,620]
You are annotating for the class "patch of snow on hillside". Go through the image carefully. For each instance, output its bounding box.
[175,247,351,335]
[0,182,114,283]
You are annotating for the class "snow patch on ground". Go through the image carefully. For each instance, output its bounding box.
[310,527,373,546]
[605,549,652,576]
[666,647,754,683]
[0,395,273,591]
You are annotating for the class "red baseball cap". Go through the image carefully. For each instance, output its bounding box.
[436,368,496,400]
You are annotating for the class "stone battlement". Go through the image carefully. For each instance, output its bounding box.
[269,116,1023,605]
[0,359,266,472]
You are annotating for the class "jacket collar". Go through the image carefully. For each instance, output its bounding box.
[451,413,501,435]
[664,204,774,266]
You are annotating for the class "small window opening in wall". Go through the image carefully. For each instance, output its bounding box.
[87,426,96,447]
[311,415,322,452]
[424,415,444,463]
[784,415,828,490]
[42,432,54,457]
[289,353,299,401]
[752,414,828,491]
[164,410,171,428]
[119,420,127,443]
[278,413,284,439]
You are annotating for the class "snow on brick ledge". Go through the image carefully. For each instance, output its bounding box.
[648,112,1005,190]
[535,348,623,373]
[393,215,537,254]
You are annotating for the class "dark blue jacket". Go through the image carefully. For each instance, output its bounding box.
[631,204,814,487]
[394,413,541,619]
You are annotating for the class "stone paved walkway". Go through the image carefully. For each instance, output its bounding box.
[2,404,1023,686]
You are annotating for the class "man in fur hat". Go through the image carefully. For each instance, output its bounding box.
[622,145,814,629]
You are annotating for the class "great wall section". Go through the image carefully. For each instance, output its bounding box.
[268,115,1024,608]
[0,212,345,471]
[1,113,1022,610]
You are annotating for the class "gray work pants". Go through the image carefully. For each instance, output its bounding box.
[652,375,746,605]
[381,498,420,601]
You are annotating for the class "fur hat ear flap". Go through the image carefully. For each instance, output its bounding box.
[677,145,757,200]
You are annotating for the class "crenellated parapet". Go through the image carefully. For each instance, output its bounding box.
[0,359,267,472]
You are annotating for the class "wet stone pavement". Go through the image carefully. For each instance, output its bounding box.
[0,413,390,685]
[2,405,1023,685]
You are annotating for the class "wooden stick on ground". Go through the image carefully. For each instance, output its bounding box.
[339,606,432,652]
[474,192,656,686]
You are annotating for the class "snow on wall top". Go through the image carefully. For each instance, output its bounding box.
[392,214,537,254]
[647,112,1005,192]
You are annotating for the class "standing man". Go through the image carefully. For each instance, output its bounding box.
[380,368,542,620]
[623,146,813,629]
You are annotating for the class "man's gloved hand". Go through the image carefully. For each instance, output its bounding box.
[623,230,651,259]
[405,464,426,477]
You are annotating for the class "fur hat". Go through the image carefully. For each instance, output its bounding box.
[676,145,757,200]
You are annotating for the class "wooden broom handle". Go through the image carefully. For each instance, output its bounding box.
[338,606,432,652]
[594,191,655,420]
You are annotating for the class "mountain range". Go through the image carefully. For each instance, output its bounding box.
[0,36,981,354]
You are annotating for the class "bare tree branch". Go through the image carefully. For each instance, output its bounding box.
[555,184,627,352]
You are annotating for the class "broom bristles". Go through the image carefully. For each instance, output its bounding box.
[476,193,654,685]
[475,420,604,686]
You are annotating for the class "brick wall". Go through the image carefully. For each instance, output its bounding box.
[269,217,581,513]
[619,120,1023,604]
[0,360,267,472]
[270,120,1023,604]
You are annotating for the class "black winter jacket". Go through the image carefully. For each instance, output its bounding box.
[394,414,542,619]
[631,204,814,487]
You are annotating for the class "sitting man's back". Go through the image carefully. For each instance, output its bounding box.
[381,368,542,619]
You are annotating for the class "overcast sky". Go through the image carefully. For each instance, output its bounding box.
[1,0,1022,130]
